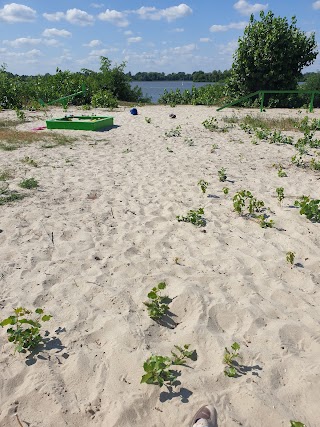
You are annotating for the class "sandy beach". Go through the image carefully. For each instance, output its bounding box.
[0,105,319,427]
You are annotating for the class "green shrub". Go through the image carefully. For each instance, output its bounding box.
[91,89,118,108]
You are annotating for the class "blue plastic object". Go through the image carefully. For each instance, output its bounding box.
[130,108,138,115]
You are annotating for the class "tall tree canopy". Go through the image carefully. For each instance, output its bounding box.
[227,11,318,97]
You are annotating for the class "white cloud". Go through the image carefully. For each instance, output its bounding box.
[313,1,320,9]
[124,30,133,35]
[210,21,247,32]
[43,39,60,47]
[233,0,268,16]
[200,38,211,42]
[89,48,119,56]
[42,28,71,38]
[128,37,142,43]
[83,39,102,47]
[43,9,94,26]
[167,43,196,55]
[135,4,192,22]
[91,3,104,8]
[0,3,36,23]
[172,28,184,33]
[98,9,129,27]
[3,37,41,47]
[43,12,64,22]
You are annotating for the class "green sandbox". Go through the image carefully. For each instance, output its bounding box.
[46,115,114,131]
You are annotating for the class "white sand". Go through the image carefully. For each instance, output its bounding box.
[0,105,319,427]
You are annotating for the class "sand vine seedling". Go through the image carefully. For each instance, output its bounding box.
[198,179,208,194]
[165,125,182,137]
[0,169,13,181]
[0,307,52,353]
[290,421,306,427]
[171,344,195,365]
[278,166,287,177]
[222,187,229,195]
[310,158,320,170]
[141,344,195,388]
[233,190,264,215]
[166,147,174,153]
[177,208,205,227]
[211,144,219,152]
[286,251,295,267]
[20,156,38,167]
[257,215,274,228]
[218,167,227,182]
[145,117,151,123]
[276,187,285,205]
[143,282,171,320]
[291,154,304,167]
[294,196,320,222]
[19,178,38,189]
[224,342,241,378]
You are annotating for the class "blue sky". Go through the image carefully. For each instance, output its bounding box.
[0,1,320,75]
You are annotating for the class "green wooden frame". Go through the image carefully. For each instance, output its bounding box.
[217,90,320,112]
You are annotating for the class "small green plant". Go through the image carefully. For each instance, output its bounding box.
[171,344,195,365]
[233,190,264,215]
[145,117,151,124]
[166,147,174,153]
[141,344,195,388]
[290,421,306,427]
[224,342,241,377]
[218,167,227,182]
[143,282,171,320]
[202,117,219,131]
[177,208,205,227]
[19,177,38,189]
[15,108,26,121]
[20,156,38,167]
[310,158,320,170]
[0,189,25,205]
[211,144,219,152]
[291,154,305,167]
[198,179,208,194]
[276,187,285,205]
[257,215,275,228]
[294,196,320,222]
[277,166,287,177]
[165,125,182,137]
[286,251,295,267]
[222,187,229,195]
[0,169,13,181]
[0,307,52,353]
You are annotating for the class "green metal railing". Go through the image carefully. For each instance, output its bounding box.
[217,90,320,112]
[39,84,86,109]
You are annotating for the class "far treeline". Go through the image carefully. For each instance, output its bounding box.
[0,11,320,110]
[127,70,231,82]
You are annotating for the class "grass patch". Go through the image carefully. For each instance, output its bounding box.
[240,115,299,131]
[0,169,14,181]
[19,178,38,189]
[0,127,77,150]
[0,189,25,205]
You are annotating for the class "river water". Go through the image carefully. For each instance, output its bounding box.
[130,81,216,103]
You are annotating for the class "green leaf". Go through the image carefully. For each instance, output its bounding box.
[35,308,44,314]
[157,282,166,290]
[290,422,305,427]
[141,373,153,384]
[147,291,157,300]
[231,342,240,351]
[42,315,52,322]
[0,316,16,327]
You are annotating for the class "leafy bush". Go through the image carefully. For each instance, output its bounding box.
[177,208,206,227]
[294,196,320,222]
[158,84,225,106]
[91,89,118,108]
[143,282,171,320]
[0,307,52,353]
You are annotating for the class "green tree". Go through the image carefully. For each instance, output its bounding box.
[227,11,318,98]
